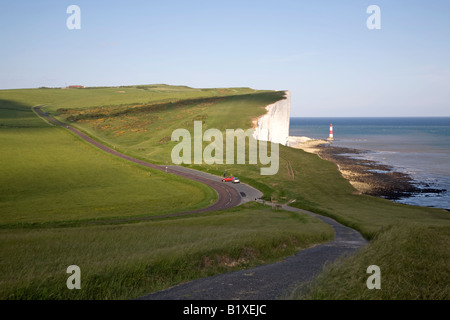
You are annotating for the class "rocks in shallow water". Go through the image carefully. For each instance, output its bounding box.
[316,145,446,201]
[415,186,446,195]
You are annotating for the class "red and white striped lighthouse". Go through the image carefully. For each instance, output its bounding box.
[328,123,334,140]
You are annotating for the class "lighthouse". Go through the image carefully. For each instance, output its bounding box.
[327,123,334,141]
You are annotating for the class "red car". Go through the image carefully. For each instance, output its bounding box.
[222,176,234,182]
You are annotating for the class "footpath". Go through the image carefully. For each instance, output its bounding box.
[139,201,368,300]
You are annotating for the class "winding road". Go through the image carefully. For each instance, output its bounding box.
[33,106,368,299]
[34,106,247,217]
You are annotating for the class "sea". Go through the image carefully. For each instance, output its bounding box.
[290,117,450,210]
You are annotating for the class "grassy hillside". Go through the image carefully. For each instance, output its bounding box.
[0,84,262,112]
[1,84,449,299]
[52,91,286,164]
[292,223,450,300]
[0,86,333,299]
[42,85,450,232]
[29,84,450,300]
[0,100,216,226]
[1,202,332,300]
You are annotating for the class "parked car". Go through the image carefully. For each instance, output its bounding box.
[232,177,240,183]
[222,176,234,182]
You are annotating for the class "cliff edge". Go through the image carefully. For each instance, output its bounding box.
[252,91,291,146]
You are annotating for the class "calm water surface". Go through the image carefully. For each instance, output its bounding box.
[290,117,450,210]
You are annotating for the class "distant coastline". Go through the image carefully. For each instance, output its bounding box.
[289,117,450,210]
[291,140,444,204]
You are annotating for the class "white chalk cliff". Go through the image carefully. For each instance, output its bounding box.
[252,91,291,146]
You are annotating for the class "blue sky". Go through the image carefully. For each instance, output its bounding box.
[1,0,449,116]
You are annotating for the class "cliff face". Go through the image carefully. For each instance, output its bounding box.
[252,91,291,146]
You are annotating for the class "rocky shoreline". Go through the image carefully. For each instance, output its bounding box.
[291,139,446,202]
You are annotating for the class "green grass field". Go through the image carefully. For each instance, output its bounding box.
[1,85,450,299]
[0,101,216,226]
[51,90,286,164]
[1,202,332,300]
[0,87,333,299]
[291,223,450,299]
[0,84,262,112]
